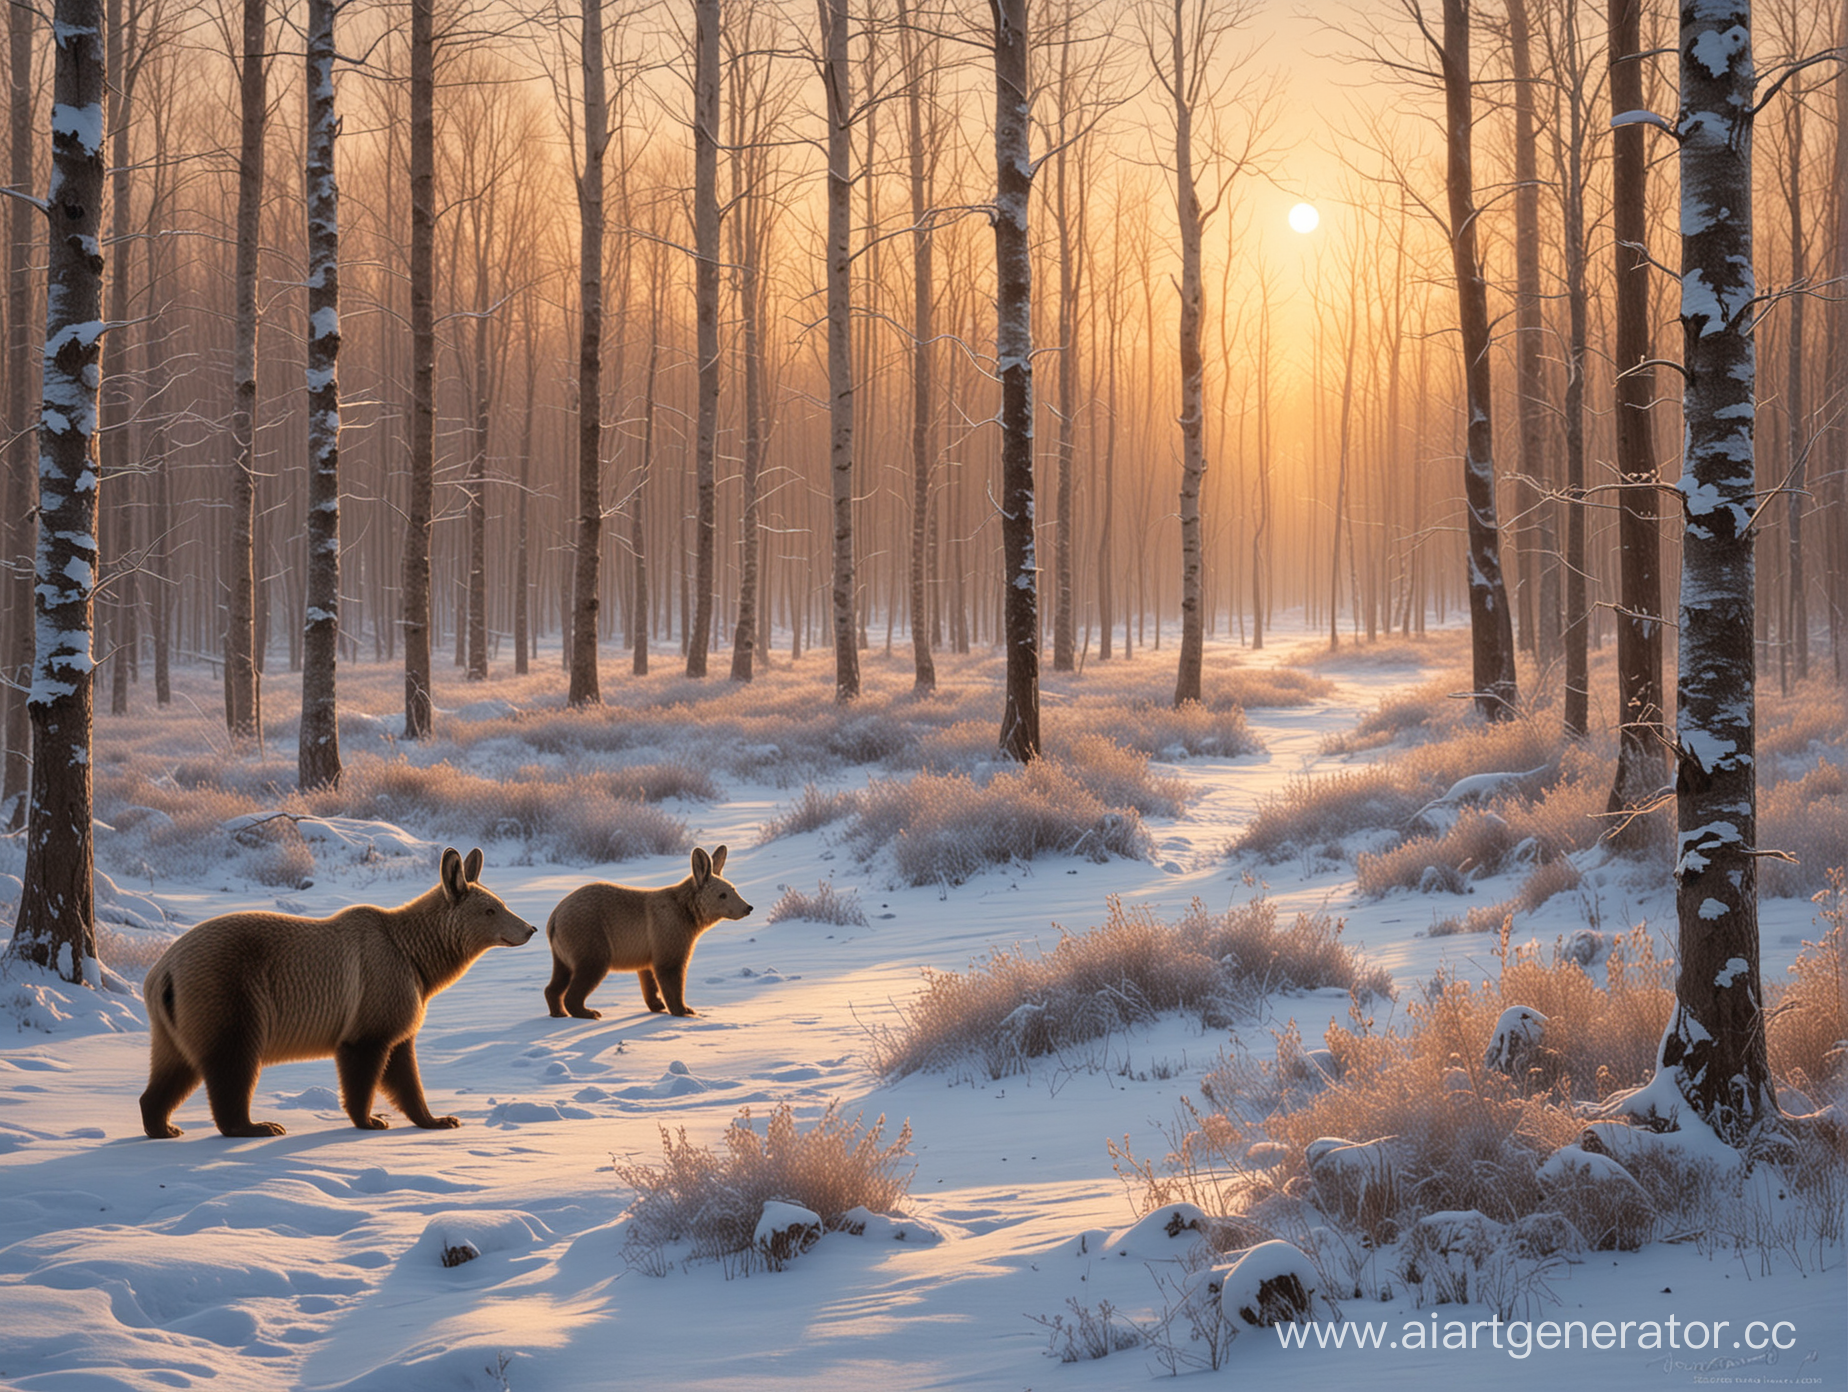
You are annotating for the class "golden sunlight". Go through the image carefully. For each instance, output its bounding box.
[1288,201,1320,234]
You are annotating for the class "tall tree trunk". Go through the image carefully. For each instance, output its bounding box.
[1781,76,1808,686]
[1439,0,1517,720]
[514,306,537,677]
[570,0,607,706]
[465,305,490,681]
[1049,22,1079,675]
[102,0,136,719]
[298,0,343,791]
[8,0,105,982]
[226,0,267,741]
[402,0,436,736]
[1508,0,1557,667]
[1170,0,1205,702]
[689,0,719,675]
[634,296,659,678]
[145,214,173,708]
[900,0,937,692]
[1646,0,1780,1148]
[993,0,1038,758]
[4,0,38,827]
[1559,74,1589,741]
[727,28,767,684]
[821,0,859,701]
[1607,0,1664,809]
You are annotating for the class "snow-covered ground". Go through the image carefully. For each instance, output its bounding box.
[1,630,1841,1391]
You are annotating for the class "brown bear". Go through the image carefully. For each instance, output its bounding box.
[544,845,753,1019]
[140,846,536,1138]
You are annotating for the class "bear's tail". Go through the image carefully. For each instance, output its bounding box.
[145,963,177,1032]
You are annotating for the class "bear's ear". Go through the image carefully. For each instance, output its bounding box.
[440,848,468,903]
[691,847,712,886]
[463,847,485,883]
[710,845,727,875]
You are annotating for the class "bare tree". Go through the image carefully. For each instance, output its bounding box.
[403,0,437,735]
[298,0,344,790]
[6,0,107,982]
[569,0,609,706]
[688,0,720,676]
[898,0,936,692]
[225,0,268,741]
[820,0,860,701]
[993,0,1037,758]
[2,0,38,829]
[1606,0,1665,815]
[1433,0,1518,719]
[1638,0,1781,1148]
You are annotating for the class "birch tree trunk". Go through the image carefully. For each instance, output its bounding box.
[688,0,720,676]
[899,0,937,692]
[821,0,860,701]
[1439,0,1517,721]
[1607,0,1664,815]
[225,0,267,741]
[1169,0,1205,703]
[993,0,1038,759]
[1648,0,1781,1148]
[2,0,38,828]
[298,0,343,791]
[402,0,436,736]
[569,0,607,706]
[7,0,106,982]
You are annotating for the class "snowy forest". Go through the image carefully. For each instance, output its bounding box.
[1,0,1846,1386]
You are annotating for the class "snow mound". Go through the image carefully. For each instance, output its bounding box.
[1102,1202,1208,1258]
[613,1061,740,1099]
[1536,1144,1654,1251]
[1483,1004,1548,1075]
[754,1200,822,1267]
[405,1210,553,1270]
[221,813,435,861]
[836,1205,944,1245]
[0,962,144,1037]
[483,1099,596,1126]
[452,699,521,723]
[274,1086,343,1111]
[1216,1239,1327,1327]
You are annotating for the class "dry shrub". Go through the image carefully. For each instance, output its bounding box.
[298,755,690,863]
[612,1103,913,1274]
[849,742,1184,885]
[1759,762,1847,899]
[756,784,865,843]
[1356,807,1521,898]
[1515,856,1582,913]
[1322,681,1454,755]
[603,761,722,804]
[1428,903,1517,938]
[865,898,1389,1080]
[1768,870,1848,1093]
[1066,700,1259,759]
[1236,767,1425,862]
[766,878,868,927]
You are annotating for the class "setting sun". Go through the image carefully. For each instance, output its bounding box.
[1288,201,1320,233]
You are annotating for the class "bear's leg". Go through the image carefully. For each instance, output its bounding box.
[381,1037,459,1129]
[637,966,666,1013]
[560,963,608,1020]
[335,1039,394,1129]
[201,1032,286,1138]
[140,1031,200,1139]
[656,958,698,1017]
[544,952,573,1017]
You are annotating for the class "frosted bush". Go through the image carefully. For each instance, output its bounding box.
[612,1103,914,1276]
[866,899,1389,1080]
[766,878,868,927]
[756,784,864,843]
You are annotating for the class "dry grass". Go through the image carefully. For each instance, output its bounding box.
[756,784,865,843]
[865,898,1391,1080]
[845,738,1189,885]
[765,878,869,927]
[612,1103,913,1274]
[1235,766,1427,862]
[1759,761,1848,899]
[1768,870,1848,1096]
